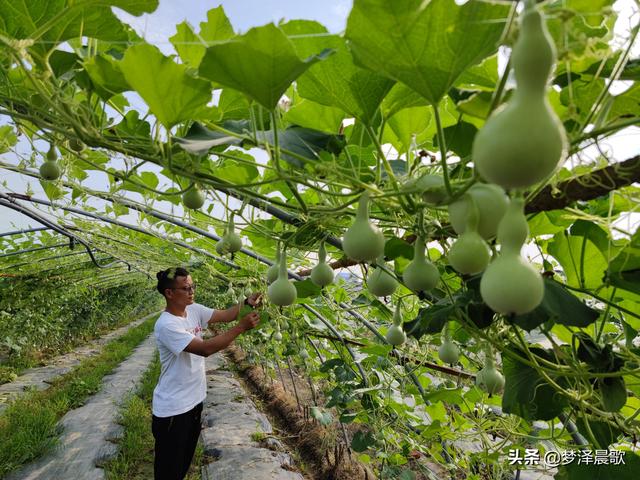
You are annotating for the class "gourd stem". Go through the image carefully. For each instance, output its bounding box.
[432,103,453,198]
[393,302,403,326]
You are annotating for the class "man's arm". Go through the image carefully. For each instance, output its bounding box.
[186,311,259,357]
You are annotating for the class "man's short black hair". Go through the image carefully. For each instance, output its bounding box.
[156,267,190,296]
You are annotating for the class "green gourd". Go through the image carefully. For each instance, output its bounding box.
[448,195,491,275]
[342,192,385,262]
[215,239,228,255]
[475,345,505,395]
[367,256,398,297]
[68,138,84,152]
[385,303,406,346]
[310,242,334,287]
[39,161,61,181]
[273,330,283,341]
[416,174,446,204]
[267,245,281,284]
[480,197,544,315]
[438,322,460,365]
[182,186,205,210]
[222,215,242,253]
[299,348,310,360]
[403,236,439,292]
[448,183,508,240]
[472,0,567,189]
[267,250,297,306]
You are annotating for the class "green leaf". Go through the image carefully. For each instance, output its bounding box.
[84,55,129,99]
[199,23,332,110]
[575,416,622,449]
[284,98,345,134]
[294,279,322,299]
[607,229,640,295]
[502,347,569,421]
[351,431,376,452]
[435,121,477,159]
[0,1,157,52]
[555,451,640,480]
[345,0,510,104]
[405,303,455,339]
[512,278,600,331]
[548,229,608,289]
[598,376,627,413]
[170,7,234,68]
[0,125,17,153]
[120,44,212,128]
[384,237,414,260]
[206,150,259,185]
[175,122,344,168]
[282,20,394,122]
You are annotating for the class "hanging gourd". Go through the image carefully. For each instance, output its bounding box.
[438,322,460,365]
[182,185,205,210]
[310,242,334,287]
[222,214,243,253]
[367,255,398,297]
[448,183,508,240]
[472,0,567,189]
[385,303,406,346]
[299,348,310,360]
[342,192,385,262]
[403,236,439,292]
[267,249,297,306]
[266,244,281,285]
[273,329,283,341]
[415,174,446,204]
[448,195,491,275]
[39,144,61,180]
[480,197,544,315]
[475,344,505,396]
[215,238,228,255]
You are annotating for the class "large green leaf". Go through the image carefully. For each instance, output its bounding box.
[284,98,345,134]
[0,1,157,51]
[170,6,234,68]
[282,20,394,123]
[83,55,129,99]
[502,347,569,421]
[199,23,332,110]
[175,122,345,168]
[512,278,600,331]
[119,44,212,128]
[607,229,640,295]
[345,0,510,105]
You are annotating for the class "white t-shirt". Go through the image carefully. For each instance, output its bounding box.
[152,303,214,417]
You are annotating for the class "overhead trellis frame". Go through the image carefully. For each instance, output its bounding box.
[0,193,141,274]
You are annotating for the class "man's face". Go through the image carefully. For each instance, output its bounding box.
[166,274,195,306]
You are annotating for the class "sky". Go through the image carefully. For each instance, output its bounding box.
[0,0,638,236]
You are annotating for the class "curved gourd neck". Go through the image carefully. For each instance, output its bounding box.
[413,236,426,262]
[442,321,451,341]
[227,215,235,233]
[278,250,288,278]
[498,197,528,255]
[483,343,496,368]
[393,303,402,326]
[318,242,327,263]
[356,192,371,222]
[275,244,281,262]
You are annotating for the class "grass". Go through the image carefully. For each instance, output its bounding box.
[0,314,158,478]
[104,352,204,480]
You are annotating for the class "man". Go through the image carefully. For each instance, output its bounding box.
[152,267,262,480]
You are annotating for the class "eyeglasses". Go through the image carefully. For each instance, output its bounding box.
[171,284,196,293]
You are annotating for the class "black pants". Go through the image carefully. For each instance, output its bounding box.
[152,402,203,480]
